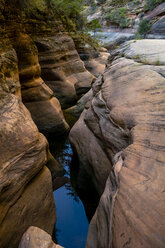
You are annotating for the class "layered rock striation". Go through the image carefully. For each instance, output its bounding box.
[0,0,98,246]
[0,33,56,247]
[0,1,74,247]
[70,39,165,248]
[3,0,69,137]
[36,35,94,109]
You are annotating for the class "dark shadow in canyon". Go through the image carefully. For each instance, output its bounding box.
[48,135,99,248]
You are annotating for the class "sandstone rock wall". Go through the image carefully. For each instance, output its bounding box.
[0,0,97,246]
[0,1,67,247]
[70,39,165,248]
[0,33,56,247]
[36,35,94,109]
[12,32,69,137]
[3,0,70,137]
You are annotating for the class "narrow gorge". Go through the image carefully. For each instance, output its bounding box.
[0,0,165,248]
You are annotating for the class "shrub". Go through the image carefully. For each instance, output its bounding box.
[105,7,130,28]
[50,0,85,31]
[155,59,160,65]
[87,19,102,37]
[22,0,48,19]
[109,0,131,7]
[137,19,152,38]
[97,0,106,4]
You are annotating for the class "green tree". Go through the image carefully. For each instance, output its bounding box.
[137,19,152,38]
[87,19,102,38]
[50,0,85,31]
[105,7,130,28]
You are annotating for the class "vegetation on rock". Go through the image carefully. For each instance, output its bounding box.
[105,7,130,28]
[50,0,85,31]
[109,0,132,7]
[144,0,164,11]
[87,19,102,37]
[136,19,152,37]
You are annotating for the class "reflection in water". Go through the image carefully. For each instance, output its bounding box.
[65,182,80,203]
[50,138,89,248]
[54,186,89,248]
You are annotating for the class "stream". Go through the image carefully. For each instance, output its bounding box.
[50,138,89,248]
[89,28,165,48]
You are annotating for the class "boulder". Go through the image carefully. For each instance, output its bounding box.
[70,39,165,247]
[19,226,63,248]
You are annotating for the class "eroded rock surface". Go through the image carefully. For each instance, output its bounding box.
[0,2,64,247]
[144,2,165,20]
[64,88,93,119]
[36,35,94,109]
[0,167,56,248]
[11,32,69,137]
[64,46,109,119]
[79,48,109,78]
[19,226,63,248]
[118,39,165,65]
[70,39,165,248]
[0,37,56,248]
[150,16,165,36]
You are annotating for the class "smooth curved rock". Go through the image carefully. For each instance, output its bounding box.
[19,226,63,248]
[70,39,165,248]
[80,50,109,78]
[145,2,165,20]
[11,32,69,137]
[118,39,165,65]
[64,49,109,119]
[0,167,56,248]
[35,35,94,108]
[0,13,56,247]
[150,16,165,35]
[65,88,93,118]
[0,53,56,248]
[86,154,123,248]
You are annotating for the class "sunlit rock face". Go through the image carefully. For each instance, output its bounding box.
[70,39,165,248]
